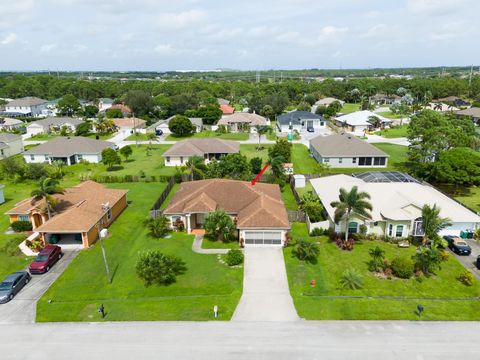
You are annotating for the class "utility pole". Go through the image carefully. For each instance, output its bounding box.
[98,206,111,284]
[469,64,473,88]
[256,71,260,83]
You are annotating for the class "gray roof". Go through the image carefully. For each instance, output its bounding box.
[0,133,22,143]
[28,117,84,130]
[0,118,24,126]
[277,111,325,126]
[24,136,114,157]
[149,116,203,131]
[309,133,388,157]
[457,107,480,118]
[163,138,239,157]
[7,97,47,107]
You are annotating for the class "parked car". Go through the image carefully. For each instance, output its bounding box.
[0,271,31,304]
[155,129,163,136]
[476,256,480,270]
[443,236,472,255]
[28,245,63,274]
[307,127,314,132]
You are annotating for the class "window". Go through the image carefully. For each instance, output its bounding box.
[19,215,29,222]
[374,157,386,166]
[180,156,184,163]
[166,156,170,163]
[30,155,35,161]
[107,208,112,221]
[0,149,3,156]
[77,154,83,161]
[338,158,343,164]
[323,157,329,163]
[388,224,393,237]
[348,222,358,234]
[395,225,404,238]
[352,157,357,164]
[320,121,324,126]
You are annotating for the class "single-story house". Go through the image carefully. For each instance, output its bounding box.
[335,110,392,135]
[424,102,459,112]
[435,96,470,108]
[6,181,128,249]
[276,111,327,133]
[217,113,269,132]
[112,117,147,134]
[369,94,401,106]
[148,116,203,134]
[0,133,24,160]
[23,136,116,165]
[457,107,480,123]
[314,97,345,107]
[163,179,290,246]
[109,104,132,116]
[26,117,84,136]
[0,117,25,132]
[98,98,114,112]
[220,104,235,115]
[162,138,239,167]
[311,172,480,238]
[309,133,389,168]
[4,97,48,117]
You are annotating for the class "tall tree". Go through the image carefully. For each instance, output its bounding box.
[101,148,121,170]
[330,186,373,242]
[57,94,81,116]
[31,177,63,220]
[255,125,271,149]
[168,115,194,137]
[184,155,207,180]
[124,90,154,116]
[421,204,451,246]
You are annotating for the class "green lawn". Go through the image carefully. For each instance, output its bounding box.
[65,144,176,178]
[281,185,298,210]
[291,144,321,174]
[375,125,409,138]
[125,133,153,141]
[37,183,243,322]
[166,131,248,141]
[444,186,480,213]
[202,236,239,250]
[84,133,116,140]
[340,103,360,114]
[376,111,405,119]
[284,223,480,320]
[239,144,272,163]
[27,133,58,141]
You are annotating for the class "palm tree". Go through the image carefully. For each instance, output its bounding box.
[330,186,373,243]
[146,132,157,154]
[30,177,63,220]
[184,155,207,181]
[421,204,451,245]
[269,155,285,179]
[368,246,385,272]
[255,125,271,150]
[367,115,382,130]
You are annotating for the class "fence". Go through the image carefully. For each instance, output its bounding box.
[289,176,302,204]
[149,176,176,218]
[90,174,174,183]
[288,210,306,222]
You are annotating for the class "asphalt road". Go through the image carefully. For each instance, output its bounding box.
[1,321,479,359]
[0,250,78,324]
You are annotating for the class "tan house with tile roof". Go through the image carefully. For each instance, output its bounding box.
[162,138,239,167]
[6,181,128,249]
[163,179,290,246]
[217,113,269,132]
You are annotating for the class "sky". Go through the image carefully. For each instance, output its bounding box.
[0,0,479,71]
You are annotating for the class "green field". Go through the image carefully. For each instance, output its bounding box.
[166,131,248,141]
[375,124,409,138]
[291,144,321,174]
[340,103,360,114]
[37,183,243,322]
[281,185,298,210]
[239,144,272,162]
[284,223,480,320]
[376,111,405,119]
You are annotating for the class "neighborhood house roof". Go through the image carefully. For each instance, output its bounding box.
[7,97,47,107]
[457,107,480,118]
[309,133,389,157]
[425,103,459,112]
[217,113,268,126]
[163,138,239,157]
[336,110,392,126]
[220,104,235,115]
[110,104,131,113]
[112,117,146,129]
[315,97,344,106]
[164,179,290,229]
[6,181,128,233]
[0,117,24,126]
[311,174,480,223]
[0,133,22,143]
[276,111,325,126]
[23,136,114,157]
[27,117,84,130]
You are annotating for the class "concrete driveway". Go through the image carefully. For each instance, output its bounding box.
[448,239,480,280]
[0,250,78,324]
[232,247,299,321]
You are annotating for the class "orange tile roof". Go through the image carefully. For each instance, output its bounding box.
[220,104,235,115]
[110,104,131,114]
[112,117,146,128]
[164,179,289,229]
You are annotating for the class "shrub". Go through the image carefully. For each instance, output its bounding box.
[225,249,244,266]
[146,216,170,238]
[135,250,186,286]
[391,257,414,279]
[309,228,324,237]
[23,163,48,180]
[25,238,44,252]
[11,220,33,232]
[340,268,363,289]
[359,224,367,237]
[204,210,235,241]
[293,239,319,263]
[458,270,474,286]
[440,250,449,262]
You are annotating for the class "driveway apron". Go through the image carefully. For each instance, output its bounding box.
[232,247,299,321]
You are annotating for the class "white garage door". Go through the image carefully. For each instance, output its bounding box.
[244,231,282,246]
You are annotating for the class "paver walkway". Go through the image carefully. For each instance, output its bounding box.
[232,247,299,321]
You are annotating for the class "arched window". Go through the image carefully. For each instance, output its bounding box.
[413,217,424,236]
[348,221,358,234]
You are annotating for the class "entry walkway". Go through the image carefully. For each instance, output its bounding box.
[232,247,299,321]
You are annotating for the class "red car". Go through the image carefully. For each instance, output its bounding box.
[29,245,63,274]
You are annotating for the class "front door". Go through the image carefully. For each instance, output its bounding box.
[32,213,43,228]
[196,213,205,227]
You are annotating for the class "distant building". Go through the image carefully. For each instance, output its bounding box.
[457,107,480,124]
[369,94,401,106]
[217,113,269,133]
[335,110,391,135]
[0,117,25,132]
[276,111,326,133]
[220,104,235,115]
[0,134,24,160]
[98,98,114,112]
[148,116,203,135]
[26,117,84,136]
[4,97,48,117]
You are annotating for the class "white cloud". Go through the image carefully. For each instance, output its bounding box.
[317,26,349,43]
[154,44,183,56]
[359,24,387,39]
[406,0,470,16]
[157,9,207,29]
[0,33,18,45]
[40,43,57,53]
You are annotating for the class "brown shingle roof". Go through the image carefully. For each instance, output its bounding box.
[309,133,389,157]
[110,104,131,113]
[24,136,114,157]
[163,138,239,157]
[457,107,480,118]
[217,113,268,126]
[164,179,289,229]
[7,181,128,232]
[112,117,146,128]
[7,97,47,107]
